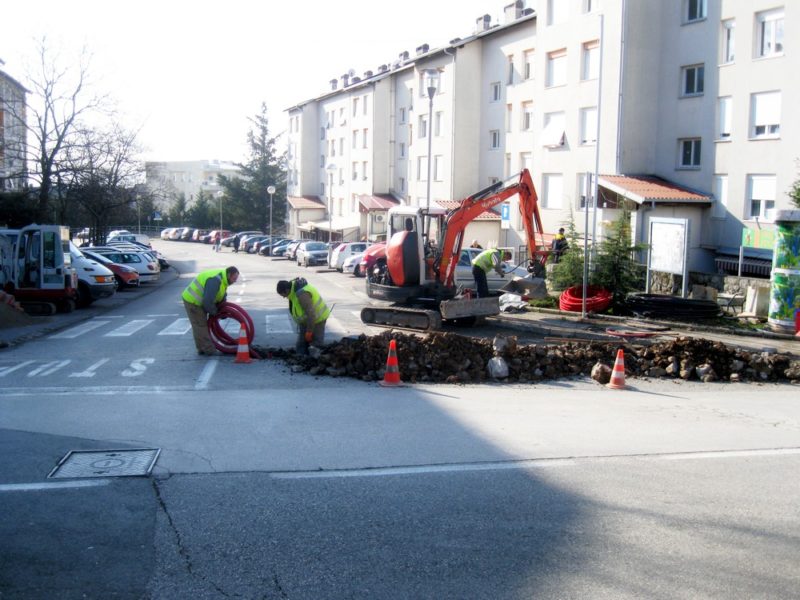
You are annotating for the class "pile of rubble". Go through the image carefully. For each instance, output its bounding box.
[259,331,800,384]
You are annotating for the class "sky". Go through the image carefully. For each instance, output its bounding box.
[2,0,508,164]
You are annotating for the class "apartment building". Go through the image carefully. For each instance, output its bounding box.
[0,66,28,191]
[286,0,796,274]
[144,159,242,207]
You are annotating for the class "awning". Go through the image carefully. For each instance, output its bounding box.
[714,256,772,277]
[599,175,711,205]
[358,194,400,212]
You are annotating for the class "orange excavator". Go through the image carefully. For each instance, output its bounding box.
[361,169,551,330]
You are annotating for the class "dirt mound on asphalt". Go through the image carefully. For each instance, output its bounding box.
[0,301,36,329]
[256,330,800,384]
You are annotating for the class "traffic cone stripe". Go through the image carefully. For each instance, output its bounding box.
[234,325,253,364]
[606,348,626,390]
[379,339,403,387]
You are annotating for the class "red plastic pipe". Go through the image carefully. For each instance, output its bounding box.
[207,301,256,354]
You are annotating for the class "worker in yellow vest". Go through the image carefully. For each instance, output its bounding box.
[276,277,331,354]
[182,266,239,355]
[471,248,511,298]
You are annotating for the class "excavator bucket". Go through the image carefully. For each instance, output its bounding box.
[439,296,500,320]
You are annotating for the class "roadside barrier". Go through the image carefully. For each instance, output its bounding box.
[607,349,626,390]
[379,339,403,387]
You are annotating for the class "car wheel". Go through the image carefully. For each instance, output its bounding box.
[76,282,94,308]
[354,265,361,277]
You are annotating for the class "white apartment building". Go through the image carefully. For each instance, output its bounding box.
[286,0,796,275]
[0,66,28,191]
[144,160,242,207]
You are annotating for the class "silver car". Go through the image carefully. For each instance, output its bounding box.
[454,248,529,292]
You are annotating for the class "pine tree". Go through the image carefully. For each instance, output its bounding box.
[592,207,647,308]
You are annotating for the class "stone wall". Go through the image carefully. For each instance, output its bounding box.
[648,272,770,295]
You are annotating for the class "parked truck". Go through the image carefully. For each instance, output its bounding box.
[0,224,79,315]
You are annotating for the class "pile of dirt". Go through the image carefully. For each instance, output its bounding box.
[257,331,800,384]
[0,300,37,330]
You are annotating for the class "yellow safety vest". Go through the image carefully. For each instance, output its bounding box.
[288,281,330,325]
[181,268,229,306]
[472,248,501,273]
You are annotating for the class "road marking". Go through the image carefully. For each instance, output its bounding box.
[158,318,192,335]
[50,320,110,339]
[265,313,293,334]
[195,359,218,390]
[69,359,110,378]
[0,480,111,492]
[0,360,35,378]
[28,360,71,377]
[658,448,800,461]
[104,319,154,337]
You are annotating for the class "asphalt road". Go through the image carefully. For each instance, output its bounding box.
[1,240,799,599]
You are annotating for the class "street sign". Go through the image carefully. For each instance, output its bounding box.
[152,211,162,222]
[500,203,510,230]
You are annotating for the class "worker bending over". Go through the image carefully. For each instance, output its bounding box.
[182,266,239,356]
[471,248,511,298]
[276,277,331,355]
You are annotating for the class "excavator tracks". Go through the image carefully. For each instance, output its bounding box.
[361,306,443,331]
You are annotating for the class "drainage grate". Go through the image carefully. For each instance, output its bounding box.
[48,448,161,479]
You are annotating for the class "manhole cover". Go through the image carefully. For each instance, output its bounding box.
[48,448,161,479]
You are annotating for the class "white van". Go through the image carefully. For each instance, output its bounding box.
[107,232,151,247]
[68,241,117,307]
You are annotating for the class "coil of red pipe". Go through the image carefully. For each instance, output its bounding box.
[207,301,256,354]
[559,285,612,313]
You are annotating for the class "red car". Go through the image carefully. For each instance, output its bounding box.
[357,243,386,278]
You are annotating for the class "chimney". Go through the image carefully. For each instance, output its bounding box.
[363,70,373,78]
[415,43,430,56]
[378,64,389,73]
[476,14,491,32]
[399,50,410,62]
[330,79,338,91]
[504,0,524,22]
[351,76,362,84]
[341,73,350,87]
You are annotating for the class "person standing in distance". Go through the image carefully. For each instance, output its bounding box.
[182,266,240,355]
[471,248,511,298]
[276,278,330,355]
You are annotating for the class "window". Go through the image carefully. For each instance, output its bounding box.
[399,177,406,192]
[580,106,598,144]
[435,112,442,136]
[750,91,781,138]
[339,107,346,125]
[583,0,596,13]
[721,19,735,63]
[490,130,501,150]
[505,154,512,177]
[330,139,335,157]
[362,161,368,180]
[506,104,513,132]
[399,107,406,123]
[433,155,443,181]
[522,102,534,131]
[678,138,702,168]
[507,55,515,85]
[747,175,776,221]
[577,172,594,208]
[491,82,502,102]
[712,175,728,219]
[362,128,368,148]
[399,142,406,159]
[320,127,325,140]
[352,130,358,149]
[419,115,428,138]
[320,155,325,168]
[352,162,358,180]
[547,0,568,25]
[339,138,344,155]
[352,97,359,117]
[520,152,533,174]
[756,9,784,58]
[417,156,428,181]
[363,94,368,116]
[718,97,732,140]
[685,0,706,23]
[546,49,567,87]
[524,50,534,80]
[339,168,344,185]
[542,111,566,148]
[543,174,563,208]
[682,64,704,96]
[582,41,599,80]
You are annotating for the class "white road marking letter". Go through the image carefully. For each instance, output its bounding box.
[28,360,71,377]
[0,361,35,377]
[69,359,110,378]
[121,358,155,377]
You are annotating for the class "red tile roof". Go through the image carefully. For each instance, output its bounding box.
[287,195,326,210]
[358,194,400,211]
[599,175,711,204]
[434,200,500,220]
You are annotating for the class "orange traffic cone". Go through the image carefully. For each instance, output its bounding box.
[606,348,626,389]
[234,325,252,364]
[379,339,403,387]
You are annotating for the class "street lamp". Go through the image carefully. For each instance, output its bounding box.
[423,68,440,240]
[267,185,276,254]
[325,163,337,265]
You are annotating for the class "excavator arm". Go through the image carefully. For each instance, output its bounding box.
[436,169,548,287]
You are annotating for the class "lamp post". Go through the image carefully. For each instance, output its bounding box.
[267,185,275,254]
[423,68,440,240]
[325,164,336,262]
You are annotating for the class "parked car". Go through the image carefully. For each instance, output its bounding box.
[192,229,209,242]
[161,227,176,240]
[259,238,289,256]
[342,252,365,276]
[206,230,232,245]
[357,243,387,278]
[453,247,529,292]
[295,241,330,267]
[68,242,117,307]
[243,235,270,253]
[107,232,152,248]
[271,239,296,257]
[329,241,369,271]
[87,246,161,283]
[223,231,262,248]
[285,239,313,261]
[81,249,140,289]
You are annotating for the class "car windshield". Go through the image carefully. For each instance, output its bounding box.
[306,242,327,251]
